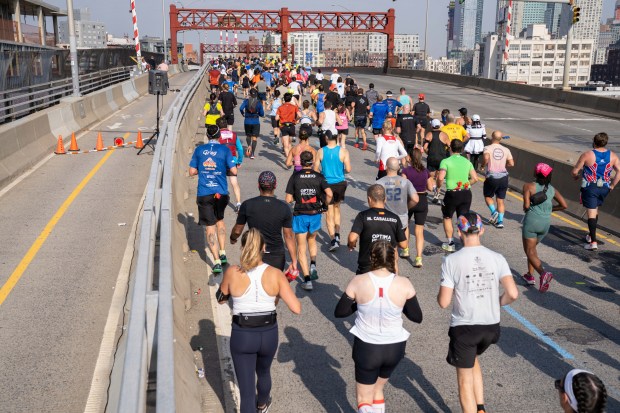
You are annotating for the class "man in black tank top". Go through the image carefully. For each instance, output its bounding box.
[424,119,450,203]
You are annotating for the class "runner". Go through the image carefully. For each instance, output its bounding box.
[377,158,419,258]
[286,129,317,172]
[335,241,422,413]
[351,88,369,150]
[299,100,317,137]
[375,120,407,180]
[441,114,469,143]
[437,139,478,252]
[216,118,244,212]
[256,75,268,105]
[285,151,333,291]
[230,171,297,275]
[402,149,432,267]
[437,212,518,413]
[239,89,265,160]
[369,95,390,141]
[571,132,619,250]
[398,87,412,108]
[276,93,301,158]
[456,107,471,127]
[219,84,237,129]
[203,93,223,127]
[335,102,351,148]
[315,85,326,115]
[423,119,451,204]
[348,184,407,275]
[240,69,251,98]
[395,105,418,156]
[481,131,514,229]
[336,77,346,99]
[464,114,486,171]
[217,229,301,413]
[555,369,607,413]
[189,125,237,274]
[209,66,222,92]
[317,101,340,148]
[330,68,340,86]
[365,83,379,109]
[315,130,352,252]
[269,90,282,145]
[413,94,431,144]
[521,163,567,292]
[384,91,403,129]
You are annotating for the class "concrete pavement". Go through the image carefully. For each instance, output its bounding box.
[186,99,619,412]
[0,71,196,413]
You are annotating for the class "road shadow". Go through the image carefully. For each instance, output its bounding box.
[278,326,351,412]
[389,357,452,412]
[586,348,620,376]
[178,212,207,263]
[190,319,226,408]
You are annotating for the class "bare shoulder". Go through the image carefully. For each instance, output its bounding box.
[394,275,415,293]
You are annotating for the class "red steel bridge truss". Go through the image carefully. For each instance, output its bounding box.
[169,6,396,66]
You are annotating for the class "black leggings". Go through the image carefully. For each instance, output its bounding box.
[469,153,482,170]
[352,337,406,385]
[230,323,279,413]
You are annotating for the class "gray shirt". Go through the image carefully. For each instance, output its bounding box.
[440,246,511,327]
[377,175,416,228]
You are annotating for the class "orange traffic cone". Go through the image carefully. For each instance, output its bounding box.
[135,131,144,149]
[95,132,104,151]
[68,132,79,152]
[54,135,66,155]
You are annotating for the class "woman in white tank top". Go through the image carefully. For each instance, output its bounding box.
[335,241,422,413]
[218,229,301,413]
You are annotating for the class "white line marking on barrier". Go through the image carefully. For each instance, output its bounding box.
[83,185,146,413]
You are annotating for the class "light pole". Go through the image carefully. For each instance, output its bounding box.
[332,4,353,66]
[66,0,80,96]
[162,0,167,62]
[424,0,429,70]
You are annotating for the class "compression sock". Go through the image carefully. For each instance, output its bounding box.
[372,399,385,413]
[304,275,311,283]
[311,260,316,267]
[251,140,257,156]
[488,204,497,214]
[477,404,486,412]
[246,136,252,146]
[357,403,374,413]
[498,212,504,222]
[587,218,597,242]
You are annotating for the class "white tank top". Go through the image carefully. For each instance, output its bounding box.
[322,110,338,134]
[232,263,277,315]
[349,272,410,345]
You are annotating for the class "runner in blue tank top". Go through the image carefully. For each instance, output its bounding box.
[315,130,352,252]
[572,133,620,251]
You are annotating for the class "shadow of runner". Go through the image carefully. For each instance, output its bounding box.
[190,319,227,409]
[278,326,351,412]
[179,212,207,263]
[389,357,452,413]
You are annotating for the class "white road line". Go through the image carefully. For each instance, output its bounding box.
[485,118,614,122]
[83,185,146,413]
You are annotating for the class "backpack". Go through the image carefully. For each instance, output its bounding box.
[219,131,237,157]
[207,102,220,116]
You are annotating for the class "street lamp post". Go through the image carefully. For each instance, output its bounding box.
[424,0,429,70]
[66,0,80,96]
[162,0,167,62]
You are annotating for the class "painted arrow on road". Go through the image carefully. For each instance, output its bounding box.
[107,123,122,130]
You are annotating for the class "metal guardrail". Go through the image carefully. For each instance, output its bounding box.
[116,63,208,413]
[0,66,135,124]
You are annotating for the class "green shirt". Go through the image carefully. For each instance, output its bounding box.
[439,154,473,190]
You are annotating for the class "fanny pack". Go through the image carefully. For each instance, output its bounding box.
[233,311,277,328]
[530,184,549,206]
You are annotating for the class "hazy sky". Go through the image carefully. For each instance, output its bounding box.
[45,0,619,58]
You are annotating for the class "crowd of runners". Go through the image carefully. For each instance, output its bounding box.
[190,58,616,413]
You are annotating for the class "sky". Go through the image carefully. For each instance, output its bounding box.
[45,0,619,58]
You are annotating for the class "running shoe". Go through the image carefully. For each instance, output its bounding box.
[489,211,499,224]
[362,143,368,151]
[328,239,339,252]
[301,281,313,291]
[585,234,592,243]
[234,202,241,213]
[250,155,255,160]
[257,396,272,413]
[212,263,223,274]
[335,234,341,243]
[441,242,456,252]
[414,256,423,268]
[220,254,228,265]
[584,242,598,251]
[399,247,410,258]
[539,271,553,293]
[310,264,318,280]
[494,221,504,229]
[354,142,360,148]
[521,273,536,286]
[273,137,279,145]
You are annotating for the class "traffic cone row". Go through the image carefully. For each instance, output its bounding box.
[54,131,145,154]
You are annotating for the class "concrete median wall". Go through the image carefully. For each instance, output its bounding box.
[0,65,182,190]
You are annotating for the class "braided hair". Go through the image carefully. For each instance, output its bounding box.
[572,372,607,413]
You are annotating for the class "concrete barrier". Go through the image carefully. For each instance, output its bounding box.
[0,65,182,190]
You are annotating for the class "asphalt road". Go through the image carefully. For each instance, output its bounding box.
[350,73,620,157]
[0,71,195,413]
[194,97,620,412]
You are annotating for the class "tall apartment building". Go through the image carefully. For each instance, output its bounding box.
[452,0,483,51]
[446,1,455,56]
[482,24,593,87]
[58,8,106,48]
[497,2,563,38]
[559,0,602,52]
[288,33,320,66]
[395,34,420,54]
[320,33,368,52]
[424,57,461,74]
[368,34,387,54]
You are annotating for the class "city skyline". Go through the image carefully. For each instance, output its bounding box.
[44,0,619,59]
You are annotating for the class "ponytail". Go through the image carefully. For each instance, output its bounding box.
[240,228,264,272]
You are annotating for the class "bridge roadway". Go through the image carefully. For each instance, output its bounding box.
[0,71,196,412]
[185,75,620,412]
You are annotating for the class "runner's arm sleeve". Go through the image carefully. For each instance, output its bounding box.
[236,139,244,164]
[402,295,422,323]
[334,293,357,318]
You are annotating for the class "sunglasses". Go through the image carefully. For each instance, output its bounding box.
[554,379,565,393]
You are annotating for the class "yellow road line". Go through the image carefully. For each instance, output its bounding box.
[0,145,118,306]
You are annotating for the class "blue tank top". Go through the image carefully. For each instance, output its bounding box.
[316,93,326,113]
[583,149,612,187]
[321,146,345,184]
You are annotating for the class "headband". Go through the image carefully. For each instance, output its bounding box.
[457,214,483,234]
[564,369,593,413]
